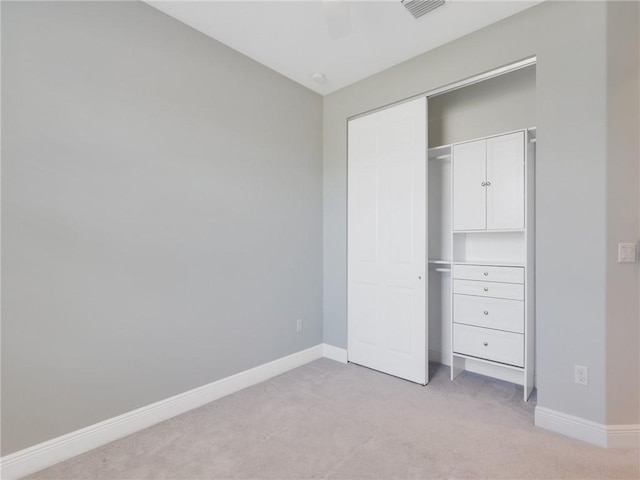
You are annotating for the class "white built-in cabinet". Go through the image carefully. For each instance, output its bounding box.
[347,90,536,401]
[453,132,525,231]
[433,129,536,401]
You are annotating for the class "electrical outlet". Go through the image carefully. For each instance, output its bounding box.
[575,365,588,386]
[296,319,303,332]
[618,243,637,263]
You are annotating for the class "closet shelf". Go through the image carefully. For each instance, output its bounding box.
[453,229,525,234]
[429,143,452,151]
[428,259,452,265]
[431,268,451,273]
[428,144,452,161]
[452,260,526,268]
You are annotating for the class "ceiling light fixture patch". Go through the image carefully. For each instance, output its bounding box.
[401,0,446,19]
[311,73,327,85]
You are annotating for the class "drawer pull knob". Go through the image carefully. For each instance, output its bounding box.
[484,311,489,315]
[481,181,486,187]
[483,272,489,276]
[483,287,489,292]
[483,342,488,347]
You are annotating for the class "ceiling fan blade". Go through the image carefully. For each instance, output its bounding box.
[323,0,352,40]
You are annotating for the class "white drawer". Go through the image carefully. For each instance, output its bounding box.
[453,294,524,334]
[453,324,524,367]
[453,279,524,301]
[453,264,524,284]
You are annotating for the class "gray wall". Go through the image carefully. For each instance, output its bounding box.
[428,65,536,147]
[606,1,640,425]
[1,1,322,454]
[324,1,639,426]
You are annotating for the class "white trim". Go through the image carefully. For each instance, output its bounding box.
[607,424,640,449]
[0,345,324,480]
[535,406,606,447]
[426,56,536,99]
[535,406,640,448]
[322,343,348,363]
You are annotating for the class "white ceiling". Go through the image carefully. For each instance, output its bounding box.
[147,0,543,95]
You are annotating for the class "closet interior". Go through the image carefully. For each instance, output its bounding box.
[427,65,537,399]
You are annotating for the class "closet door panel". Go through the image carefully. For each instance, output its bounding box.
[453,140,486,231]
[486,132,525,230]
[350,283,379,346]
[389,160,415,265]
[350,167,378,264]
[347,97,428,385]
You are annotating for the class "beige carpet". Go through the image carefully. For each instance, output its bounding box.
[28,359,639,479]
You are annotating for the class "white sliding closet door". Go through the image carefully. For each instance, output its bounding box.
[347,97,428,385]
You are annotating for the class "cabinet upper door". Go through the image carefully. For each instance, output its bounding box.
[486,132,525,230]
[453,139,486,231]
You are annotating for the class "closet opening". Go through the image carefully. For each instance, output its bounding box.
[427,64,536,399]
[347,58,537,399]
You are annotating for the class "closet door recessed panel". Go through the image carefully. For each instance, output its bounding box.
[389,160,414,265]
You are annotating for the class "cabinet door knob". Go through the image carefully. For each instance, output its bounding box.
[483,342,489,347]
[486,181,491,186]
[484,311,489,315]
[481,181,487,187]
[483,272,489,276]
[483,287,489,292]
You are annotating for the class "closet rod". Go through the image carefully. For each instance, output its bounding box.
[431,268,451,273]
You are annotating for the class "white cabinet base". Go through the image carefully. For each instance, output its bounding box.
[446,128,535,401]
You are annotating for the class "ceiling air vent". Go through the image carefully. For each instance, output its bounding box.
[401,0,446,19]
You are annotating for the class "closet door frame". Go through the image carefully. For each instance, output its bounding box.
[346,56,536,388]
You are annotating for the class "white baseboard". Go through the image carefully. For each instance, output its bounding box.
[535,406,640,448]
[322,343,348,363]
[607,424,640,449]
[0,345,324,480]
[7,345,635,479]
[428,349,447,364]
